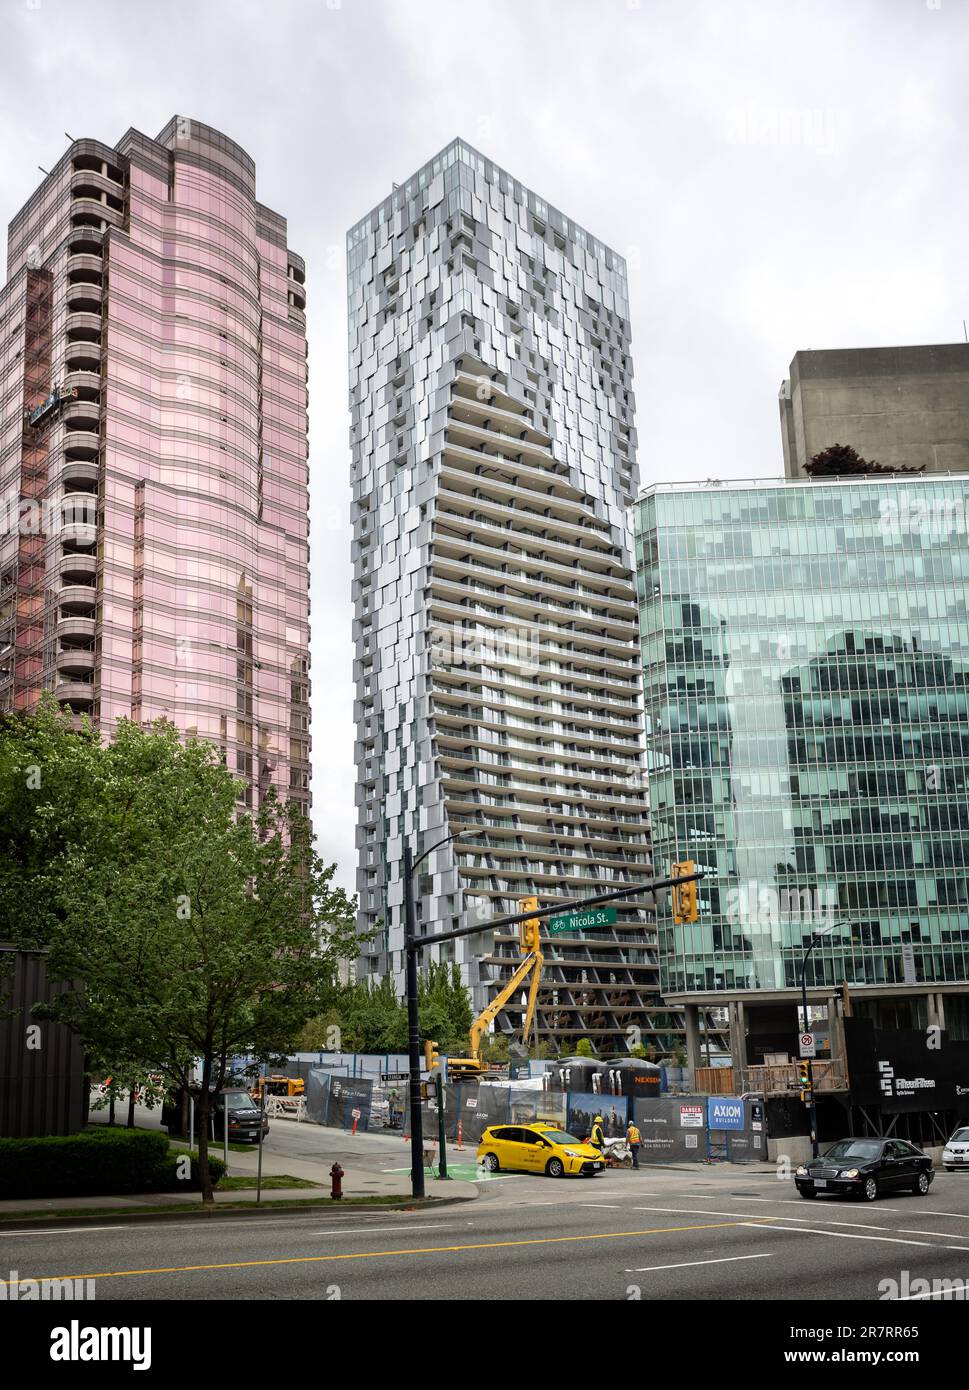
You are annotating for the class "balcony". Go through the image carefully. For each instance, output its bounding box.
[65,311,101,345]
[59,459,99,489]
[57,614,96,644]
[58,552,96,583]
[55,678,94,710]
[71,186,124,217]
[67,252,104,283]
[67,294,102,317]
[56,646,95,677]
[62,433,100,463]
[58,495,98,547]
[67,229,103,258]
[64,358,101,383]
[58,584,96,614]
[63,398,100,429]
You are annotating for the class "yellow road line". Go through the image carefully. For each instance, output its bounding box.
[1,1218,778,1286]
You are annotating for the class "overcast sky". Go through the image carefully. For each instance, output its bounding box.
[2,0,966,889]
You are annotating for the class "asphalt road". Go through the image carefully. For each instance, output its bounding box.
[6,1165,969,1303]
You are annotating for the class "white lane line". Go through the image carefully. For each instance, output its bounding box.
[0,1225,128,1237]
[625,1253,774,1274]
[580,1203,626,1209]
[634,1205,969,1245]
[306,1222,460,1237]
[895,1285,969,1301]
[634,1204,782,1220]
[739,1221,969,1251]
[907,1209,969,1220]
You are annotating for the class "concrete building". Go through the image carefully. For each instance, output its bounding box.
[634,474,969,1091]
[347,139,665,1053]
[0,118,310,814]
[780,343,969,478]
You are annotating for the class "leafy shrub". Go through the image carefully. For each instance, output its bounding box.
[153,1152,225,1192]
[0,1128,222,1199]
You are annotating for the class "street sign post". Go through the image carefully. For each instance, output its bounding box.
[548,906,617,935]
[799,1032,816,1058]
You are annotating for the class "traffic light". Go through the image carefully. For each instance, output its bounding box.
[424,1038,440,1072]
[518,895,540,949]
[671,860,698,923]
[798,1059,812,1103]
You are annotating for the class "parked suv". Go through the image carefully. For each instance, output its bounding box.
[943,1126,969,1171]
[162,1086,269,1144]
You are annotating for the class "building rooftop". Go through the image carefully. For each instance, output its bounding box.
[636,471,969,501]
[347,136,626,275]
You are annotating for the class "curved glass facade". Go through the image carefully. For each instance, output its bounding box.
[0,118,309,814]
[635,476,969,995]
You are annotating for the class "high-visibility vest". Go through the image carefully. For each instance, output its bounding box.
[628,1125,641,1144]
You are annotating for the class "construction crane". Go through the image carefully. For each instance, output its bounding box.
[443,897,544,1080]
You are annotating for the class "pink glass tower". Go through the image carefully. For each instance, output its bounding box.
[0,117,310,813]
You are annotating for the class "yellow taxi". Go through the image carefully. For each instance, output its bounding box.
[477,1121,604,1178]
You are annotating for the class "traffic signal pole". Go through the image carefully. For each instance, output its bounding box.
[800,963,818,1160]
[797,923,850,1160]
[403,842,425,1200]
[401,861,704,1199]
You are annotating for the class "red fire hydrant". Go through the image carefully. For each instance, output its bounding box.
[330,1161,344,1200]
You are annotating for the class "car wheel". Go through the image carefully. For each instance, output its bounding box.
[861,1175,879,1202]
[545,1157,565,1178]
[913,1171,930,1195]
[799,1187,818,1199]
[482,1152,499,1172]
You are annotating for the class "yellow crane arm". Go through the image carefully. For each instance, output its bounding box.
[468,949,544,1061]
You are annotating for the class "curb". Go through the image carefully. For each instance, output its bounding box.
[0,1190,479,1230]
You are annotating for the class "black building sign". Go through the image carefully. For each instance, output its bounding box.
[845,1016,969,1114]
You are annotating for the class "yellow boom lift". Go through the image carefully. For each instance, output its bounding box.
[435,897,544,1081]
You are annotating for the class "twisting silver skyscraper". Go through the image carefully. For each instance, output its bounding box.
[347,140,665,1053]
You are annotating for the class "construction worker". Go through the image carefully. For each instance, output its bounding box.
[627,1118,642,1169]
[590,1114,605,1151]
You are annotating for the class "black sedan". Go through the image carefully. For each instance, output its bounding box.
[795,1138,934,1202]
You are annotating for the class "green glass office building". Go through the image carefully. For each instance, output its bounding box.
[635,476,969,1038]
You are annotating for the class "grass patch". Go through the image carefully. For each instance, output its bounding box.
[217,1175,321,1191]
[0,1193,443,1225]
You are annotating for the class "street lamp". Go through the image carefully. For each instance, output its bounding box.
[798,920,850,1158]
[403,828,474,1199]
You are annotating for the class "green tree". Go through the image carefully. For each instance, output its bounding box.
[31,718,357,1203]
[0,695,102,950]
[479,1033,511,1063]
[629,1042,647,1059]
[575,1037,595,1057]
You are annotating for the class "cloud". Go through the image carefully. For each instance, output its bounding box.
[2,0,965,891]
